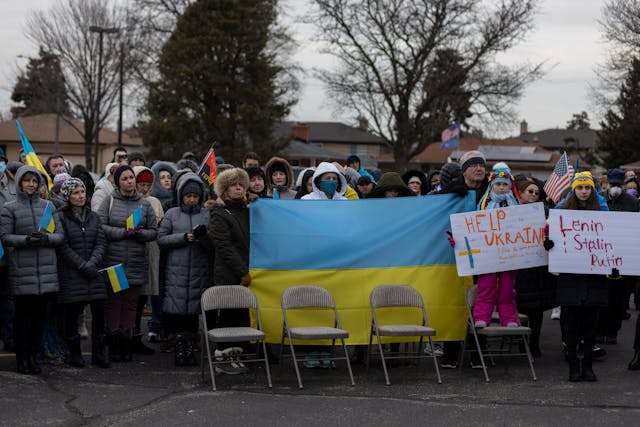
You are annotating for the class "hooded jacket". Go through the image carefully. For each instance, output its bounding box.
[301,162,348,200]
[265,157,297,199]
[91,162,117,212]
[97,187,158,288]
[151,161,178,211]
[0,166,65,295]
[134,165,164,296]
[158,173,211,314]
[402,170,429,195]
[57,206,107,304]
[368,172,414,198]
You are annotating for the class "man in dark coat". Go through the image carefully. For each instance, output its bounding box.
[598,169,639,344]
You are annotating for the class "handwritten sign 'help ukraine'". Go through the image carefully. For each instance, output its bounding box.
[449,203,547,276]
[548,209,640,275]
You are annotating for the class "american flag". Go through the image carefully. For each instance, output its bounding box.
[544,152,575,203]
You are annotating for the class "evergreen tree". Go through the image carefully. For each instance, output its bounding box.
[566,111,591,130]
[598,58,640,168]
[140,0,297,163]
[11,47,70,118]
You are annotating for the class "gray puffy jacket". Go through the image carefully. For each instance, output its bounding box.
[0,166,64,295]
[97,189,158,288]
[158,173,211,314]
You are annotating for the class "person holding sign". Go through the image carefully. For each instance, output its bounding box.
[546,171,609,382]
[0,166,64,375]
[473,162,522,328]
[56,178,109,369]
[98,165,158,363]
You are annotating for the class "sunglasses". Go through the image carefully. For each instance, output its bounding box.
[526,189,540,195]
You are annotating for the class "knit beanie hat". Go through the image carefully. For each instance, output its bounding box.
[489,162,513,186]
[136,169,154,184]
[113,165,134,189]
[607,168,625,186]
[52,172,71,194]
[571,171,595,190]
[459,150,486,172]
[439,162,462,188]
[128,151,145,164]
[60,177,85,201]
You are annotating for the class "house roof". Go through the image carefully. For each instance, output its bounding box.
[275,121,384,145]
[280,140,342,160]
[621,160,640,170]
[0,114,142,146]
[520,128,599,150]
[410,137,536,165]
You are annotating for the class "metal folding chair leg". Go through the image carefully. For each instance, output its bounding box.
[341,338,355,386]
[205,340,217,391]
[288,339,304,389]
[472,330,490,383]
[365,330,373,372]
[261,340,273,388]
[375,332,391,386]
[428,337,442,384]
[201,331,205,383]
[522,335,537,381]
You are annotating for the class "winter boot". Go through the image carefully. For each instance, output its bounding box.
[27,355,42,375]
[16,353,29,375]
[174,334,187,367]
[568,352,581,382]
[66,336,85,368]
[132,334,155,355]
[108,331,122,363]
[581,351,597,382]
[120,331,133,362]
[629,351,640,371]
[91,334,110,368]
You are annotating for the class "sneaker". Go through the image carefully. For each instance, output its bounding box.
[222,347,248,373]
[440,358,458,369]
[319,351,334,369]
[424,343,444,356]
[470,354,483,369]
[592,345,607,359]
[304,351,321,368]
[148,332,159,343]
[506,322,519,328]
[474,320,487,328]
[214,349,242,375]
[551,307,561,320]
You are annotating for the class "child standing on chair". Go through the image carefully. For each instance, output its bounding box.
[474,162,522,328]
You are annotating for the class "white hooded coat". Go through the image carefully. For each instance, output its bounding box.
[301,162,348,200]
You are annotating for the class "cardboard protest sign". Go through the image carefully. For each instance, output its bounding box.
[548,209,640,275]
[449,203,547,276]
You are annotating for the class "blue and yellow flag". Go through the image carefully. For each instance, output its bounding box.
[104,264,130,293]
[250,193,476,344]
[37,202,55,233]
[16,120,53,191]
[126,208,143,230]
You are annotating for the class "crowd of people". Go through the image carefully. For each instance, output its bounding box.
[1,145,640,383]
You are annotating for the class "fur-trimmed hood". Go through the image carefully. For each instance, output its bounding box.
[265,156,294,190]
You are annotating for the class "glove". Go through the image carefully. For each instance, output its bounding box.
[240,273,252,287]
[446,231,456,248]
[80,263,99,278]
[27,231,44,246]
[543,239,554,251]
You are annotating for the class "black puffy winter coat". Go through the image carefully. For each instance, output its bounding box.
[57,207,107,304]
[0,166,64,296]
[515,267,557,311]
[97,189,158,288]
[209,201,249,285]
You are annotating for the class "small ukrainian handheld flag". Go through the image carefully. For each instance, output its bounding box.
[126,208,143,230]
[16,119,53,190]
[38,202,56,233]
[103,264,129,293]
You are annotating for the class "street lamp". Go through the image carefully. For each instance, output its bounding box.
[89,25,119,172]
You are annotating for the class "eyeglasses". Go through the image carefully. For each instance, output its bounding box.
[526,189,540,195]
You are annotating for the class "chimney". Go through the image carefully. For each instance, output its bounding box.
[291,123,310,142]
[357,116,369,131]
[520,120,528,135]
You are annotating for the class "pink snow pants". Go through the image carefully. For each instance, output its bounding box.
[473,271,519,326]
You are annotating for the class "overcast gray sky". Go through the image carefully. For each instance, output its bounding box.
[0,0,607,137]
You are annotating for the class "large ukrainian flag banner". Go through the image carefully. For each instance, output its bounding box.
[250,193,476,344]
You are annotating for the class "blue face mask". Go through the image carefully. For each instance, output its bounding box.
[318,180,338,198]
[0,161,5,174]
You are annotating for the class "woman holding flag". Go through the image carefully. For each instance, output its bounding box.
[57,178,109,369]
[98,165,158,363]
[0,165,64,375]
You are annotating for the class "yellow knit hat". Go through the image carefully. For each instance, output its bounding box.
[571,171,595,190]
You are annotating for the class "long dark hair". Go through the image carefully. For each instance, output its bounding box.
[564,188,600,210]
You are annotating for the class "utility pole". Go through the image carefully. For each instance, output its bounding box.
[118,43,124,145]
[89,26,119,172]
